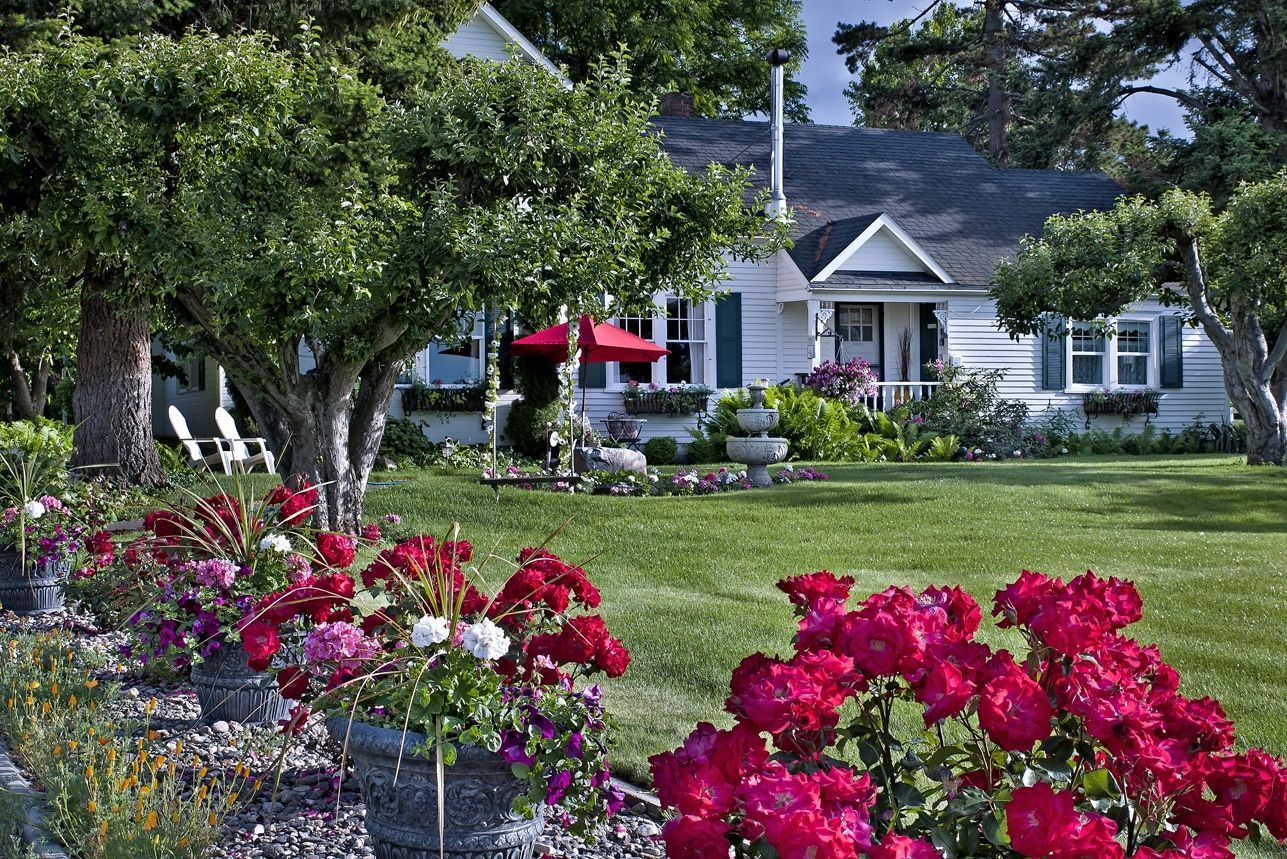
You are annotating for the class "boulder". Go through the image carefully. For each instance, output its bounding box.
[575,445,647,474]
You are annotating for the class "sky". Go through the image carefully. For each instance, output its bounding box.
[798,0,1191,135]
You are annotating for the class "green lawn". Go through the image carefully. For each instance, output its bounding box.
[361,455,1287,850]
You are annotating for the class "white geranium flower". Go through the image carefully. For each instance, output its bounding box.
[259,533,292,554]
[22,500,45,520]
[411,616,451,648]
[462,618,510,661]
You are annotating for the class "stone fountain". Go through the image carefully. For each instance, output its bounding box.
[725,385,789,487]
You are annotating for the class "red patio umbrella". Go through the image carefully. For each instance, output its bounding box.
[510,313,668,414]
[510,314,668,364]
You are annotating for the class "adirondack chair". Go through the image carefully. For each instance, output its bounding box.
[168,406,233,474]
[214,407,277,474]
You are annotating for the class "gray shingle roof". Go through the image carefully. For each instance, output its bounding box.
[651,117,1123,289]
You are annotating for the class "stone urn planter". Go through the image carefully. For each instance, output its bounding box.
[0,550,68,615]
[191,642,292,726]
[327,718,544,859]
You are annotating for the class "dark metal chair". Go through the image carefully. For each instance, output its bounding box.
[602,412,646,449]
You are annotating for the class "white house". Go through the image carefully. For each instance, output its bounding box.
[566,111,1230,444]
[155,8,1231,449]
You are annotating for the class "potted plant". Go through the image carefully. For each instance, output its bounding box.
[0,443,80,615]
[278,528,629,858]
[126,479,358,725]
[0,492,81,614]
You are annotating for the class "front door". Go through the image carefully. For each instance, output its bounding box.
[834,304,881,371]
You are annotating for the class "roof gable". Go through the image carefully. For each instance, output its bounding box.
[813,213,952,284]
[650,117,1123,289]
[442,4,565,80]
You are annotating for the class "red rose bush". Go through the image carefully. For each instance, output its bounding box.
[651,570,1287,858]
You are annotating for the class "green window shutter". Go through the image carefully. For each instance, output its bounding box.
[715,293,743,388]
[1040,315,1066,391]
[579,361,606,389]
[919,304,939,381]
[1159,316,1184,388]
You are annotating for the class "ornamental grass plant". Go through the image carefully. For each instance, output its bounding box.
[0,634,251,858]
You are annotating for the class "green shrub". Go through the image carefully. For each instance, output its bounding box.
[925,434,960,462]
[0,419,72,504]
[644,435,678,465]
[684,432,719,464]
[505,357,563,458]
[913,364,1030,454]
[378,418,438,467]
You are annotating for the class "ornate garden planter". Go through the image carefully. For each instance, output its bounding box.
[191,642,292,725]
[0,550,68,615]
[327,718,544,859]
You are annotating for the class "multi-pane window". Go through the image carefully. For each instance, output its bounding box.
[177,358,206,393]
[612,298,709,386]
[665,298,706,385]
[1116,321,1151,386]
[1067,319,1154,388]
[836,305,876,343]
[617,312,655,384]
[1070,322,1106,386]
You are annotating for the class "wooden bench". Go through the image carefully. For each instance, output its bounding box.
[479,474,582,502]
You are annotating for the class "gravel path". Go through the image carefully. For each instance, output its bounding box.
[0,609,666,859]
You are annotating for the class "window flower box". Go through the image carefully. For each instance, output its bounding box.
[621,383,712,416]
[402,381,486,414]
[1081,388,1161,419]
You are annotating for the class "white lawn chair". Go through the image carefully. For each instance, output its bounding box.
[214,407,277,474]
[168,406,233,474]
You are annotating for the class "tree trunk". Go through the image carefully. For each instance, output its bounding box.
[71,276,164,487]
[982,0,1011,166]
[7,351,38,420]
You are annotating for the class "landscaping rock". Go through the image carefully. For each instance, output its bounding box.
[574,446,647,474]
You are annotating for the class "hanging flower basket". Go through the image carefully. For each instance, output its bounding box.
[1082,389,1161,419]
[621,384,712,416]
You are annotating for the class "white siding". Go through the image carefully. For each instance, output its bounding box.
[946,297,1230,432]
[442,15,515,61]
[841,228,926,273]
[393,391,521,446]
[151,357,231,440]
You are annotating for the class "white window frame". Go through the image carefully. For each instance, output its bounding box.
[608,296,715,389]
[1065,317,1157,392]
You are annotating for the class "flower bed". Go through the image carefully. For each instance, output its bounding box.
[490,465,829,496]
[651,569,1287,858]
[621,382,712,416]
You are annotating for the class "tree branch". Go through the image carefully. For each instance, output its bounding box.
[1176,241,1235,354]
[1264,320,1287,380]
[1115,85,1203,111]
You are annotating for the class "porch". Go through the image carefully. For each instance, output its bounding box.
[810,299,946,409]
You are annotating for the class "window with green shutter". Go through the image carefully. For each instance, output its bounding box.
[714,293,743,389]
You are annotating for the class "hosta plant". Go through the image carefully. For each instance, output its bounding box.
[651,570,1287,858]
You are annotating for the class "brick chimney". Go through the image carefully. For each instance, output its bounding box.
[658,92,695,117]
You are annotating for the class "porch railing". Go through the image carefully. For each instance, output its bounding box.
[857,382,940,412]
